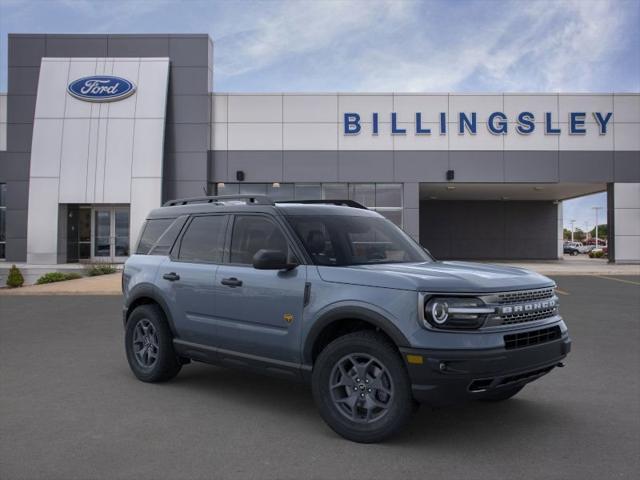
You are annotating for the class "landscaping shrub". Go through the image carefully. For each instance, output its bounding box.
[86,264,118,276]
[589,250,605,259]
[6,264,25,288]
[36,272,83,285]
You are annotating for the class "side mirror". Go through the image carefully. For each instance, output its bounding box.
[252,249,296,270]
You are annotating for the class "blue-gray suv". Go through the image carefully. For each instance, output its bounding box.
[122,195,570,443]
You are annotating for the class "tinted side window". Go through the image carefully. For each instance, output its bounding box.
[148,216,187,255]
[136,218,174,254]
[230,216,289,264]
[178,215,227,263]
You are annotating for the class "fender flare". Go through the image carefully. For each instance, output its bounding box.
[302,305,410,364]
[125,283,178,337]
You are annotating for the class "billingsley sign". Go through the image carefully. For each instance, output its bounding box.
[68,76,136,102]
[344,111,613,136]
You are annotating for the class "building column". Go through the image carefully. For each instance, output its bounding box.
[609,182,640,264]
[403,183,419,241]
[557,201,564,260]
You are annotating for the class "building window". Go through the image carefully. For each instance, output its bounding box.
[214,182,403,227]
[0,183,5,259]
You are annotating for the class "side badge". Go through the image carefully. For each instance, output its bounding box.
[283,313,294,324]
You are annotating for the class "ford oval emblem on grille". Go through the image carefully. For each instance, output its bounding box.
[67,76,136,102]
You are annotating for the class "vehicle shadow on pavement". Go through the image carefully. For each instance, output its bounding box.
[159,362,570,447]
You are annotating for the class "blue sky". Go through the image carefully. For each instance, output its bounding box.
[1,0,638,228]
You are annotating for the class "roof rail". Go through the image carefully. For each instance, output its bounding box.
[275,199,368,210]
[163,194,275,207]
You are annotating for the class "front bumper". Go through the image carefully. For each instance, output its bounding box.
[400,333,571,405]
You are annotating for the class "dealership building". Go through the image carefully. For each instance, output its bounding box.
[0,33,638,266]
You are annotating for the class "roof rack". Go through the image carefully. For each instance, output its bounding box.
[275,199,368,210]
[163,195,275,207]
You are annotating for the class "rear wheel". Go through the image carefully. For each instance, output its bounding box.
[312,331,414,443]
[478,385,524,402]
[125,304,182,382]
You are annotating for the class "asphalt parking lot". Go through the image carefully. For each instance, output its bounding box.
[1,275,639,480]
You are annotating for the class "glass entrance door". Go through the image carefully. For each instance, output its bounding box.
[92,206,130,262]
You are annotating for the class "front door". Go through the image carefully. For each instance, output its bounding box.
[92,206,130,262]
[214,214,307,364]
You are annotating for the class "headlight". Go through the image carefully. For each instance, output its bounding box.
[423,296,494,329]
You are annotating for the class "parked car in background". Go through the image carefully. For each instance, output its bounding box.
[563,243,581,256]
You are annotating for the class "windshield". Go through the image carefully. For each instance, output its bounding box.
[286,215,432,266]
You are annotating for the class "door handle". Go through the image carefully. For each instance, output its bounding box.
[221,277,243,287]
[162,272,180,282]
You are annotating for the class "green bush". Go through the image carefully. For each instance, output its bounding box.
[86,264,118,276]
[6,264,25,288]
[36,272,83,285]
[589,250,605,258]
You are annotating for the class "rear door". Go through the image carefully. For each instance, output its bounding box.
[213,214,307,364]
[157,214,229,346]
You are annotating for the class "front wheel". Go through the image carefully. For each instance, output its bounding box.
[312,331,414,443]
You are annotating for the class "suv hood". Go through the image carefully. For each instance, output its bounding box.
[316,261,554,293]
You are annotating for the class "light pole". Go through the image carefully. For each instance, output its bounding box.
[592,206,604,248]
[570,219,576,242]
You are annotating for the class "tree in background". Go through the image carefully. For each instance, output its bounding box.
[589,224,608,240]
[572,228,586,242]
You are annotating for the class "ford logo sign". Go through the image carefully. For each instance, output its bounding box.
[67,76,136,102]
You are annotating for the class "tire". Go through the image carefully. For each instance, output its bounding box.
[571,250,579,256]
[478,385,524,402]
[312,331,414,443]
[125,304,182,383]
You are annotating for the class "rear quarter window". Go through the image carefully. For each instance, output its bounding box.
[136,217,186,255]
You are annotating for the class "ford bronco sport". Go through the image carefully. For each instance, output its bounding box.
[122,195,571,443]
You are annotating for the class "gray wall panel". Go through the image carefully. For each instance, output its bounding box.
[505,151,559,182]
[420,200,557,260]
[165,124,209,153]
[394,151,449,182]
[614,151,640,182]
[107,35,170,57]
[164,153,208,181]
[6,208,28,240]
[208,151,228,182]
[163,180,208,200]
[559,151,614,182]
[1,154,30,182]
[5,237,26,261]
[338,151,394,182]
[45,35,108,57]
[227,151,283,182]
[7,95,36,124]
[167,95,210,124]
[8,35,45,67]
[169,37,211,67]
[4,180,29,209]
[283,151,339,182]
[169,67,210,95]
[449,151,504,182]
[6,124,33,153]
[7,67,40,95]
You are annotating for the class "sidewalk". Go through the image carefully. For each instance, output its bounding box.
[1,256,638,296]
[0,273,122,295]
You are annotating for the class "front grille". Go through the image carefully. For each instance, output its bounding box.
[483,287,558,326]
[497,287,555,305]
[501,306,558,325]
[504,326,561,350]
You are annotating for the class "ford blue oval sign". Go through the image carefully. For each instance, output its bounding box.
[67,76,136,102]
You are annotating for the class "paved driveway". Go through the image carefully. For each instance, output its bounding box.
[1,276,639,480]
